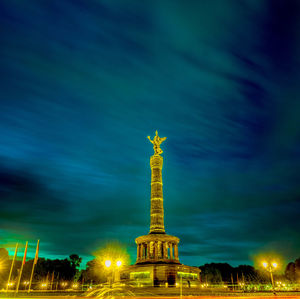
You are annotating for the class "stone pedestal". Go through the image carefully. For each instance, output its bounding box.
[120,263,201,287]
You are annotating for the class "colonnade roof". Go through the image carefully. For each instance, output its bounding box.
[136,233,179,244]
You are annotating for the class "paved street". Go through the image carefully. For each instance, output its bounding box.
[1,295,300,299]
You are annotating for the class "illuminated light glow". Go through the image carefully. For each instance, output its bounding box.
[177,272,198,279]
[105,260,112,268]
[116,260,122,267]
[130,271,150,279]
[262,261,268,268]
[272,262,278,268]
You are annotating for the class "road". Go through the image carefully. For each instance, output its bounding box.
[1,295,300,299]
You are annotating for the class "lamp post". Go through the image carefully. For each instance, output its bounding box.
[23,281,29,290]
[105,259,122,287]
[262,261,278,293]
[180,274,183,299]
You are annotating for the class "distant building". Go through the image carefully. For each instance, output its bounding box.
[120,131,200,287]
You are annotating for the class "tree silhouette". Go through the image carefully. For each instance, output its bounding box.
[80,258,107,284]
[69,254,82,269]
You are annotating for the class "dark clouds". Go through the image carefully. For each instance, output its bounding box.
[0,0,300,266]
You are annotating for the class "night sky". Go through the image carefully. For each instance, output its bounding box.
[1,0,300,268]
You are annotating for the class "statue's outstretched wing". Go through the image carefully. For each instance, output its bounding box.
[147,136,154,144]
[160,137,167,143]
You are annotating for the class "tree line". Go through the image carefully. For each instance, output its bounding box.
[0,248,82,290]
[0,248,299,289]
[199,258,300,285]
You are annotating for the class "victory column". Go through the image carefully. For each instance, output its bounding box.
[119,131,200,287]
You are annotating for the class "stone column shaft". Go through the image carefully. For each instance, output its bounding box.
[154,242,158,260]
[150,155,165,233]
[147,242,150,259]
[158,241,162,258]
[163,242,168,259]
[174,244,179,259]
[170,243,173,259]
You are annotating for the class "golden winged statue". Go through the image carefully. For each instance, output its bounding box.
[147,130,167,155]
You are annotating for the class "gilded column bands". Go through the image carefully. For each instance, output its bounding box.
[150,154,165,233]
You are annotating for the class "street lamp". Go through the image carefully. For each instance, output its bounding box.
[23,281,29,290]
[7,282,14,288]
[262,260,278,293]
[104,259,123,287]
[61,282,68,289]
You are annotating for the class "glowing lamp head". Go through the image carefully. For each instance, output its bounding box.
[105,260,112,268]
[272,262,278,268]
[262,261,268,268]
[116,260,122,267]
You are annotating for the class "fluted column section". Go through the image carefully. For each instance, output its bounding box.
[164,242,168,259]
[141,244,145,259]
[147,242,150,259]
[150,154,165,233]
[169,243,173,259]
[158,241,162,258]
[154,242,158,260]
[174,244,179,260]
[139,244,143,260]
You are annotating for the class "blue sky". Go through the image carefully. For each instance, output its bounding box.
[0,0,300,267]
